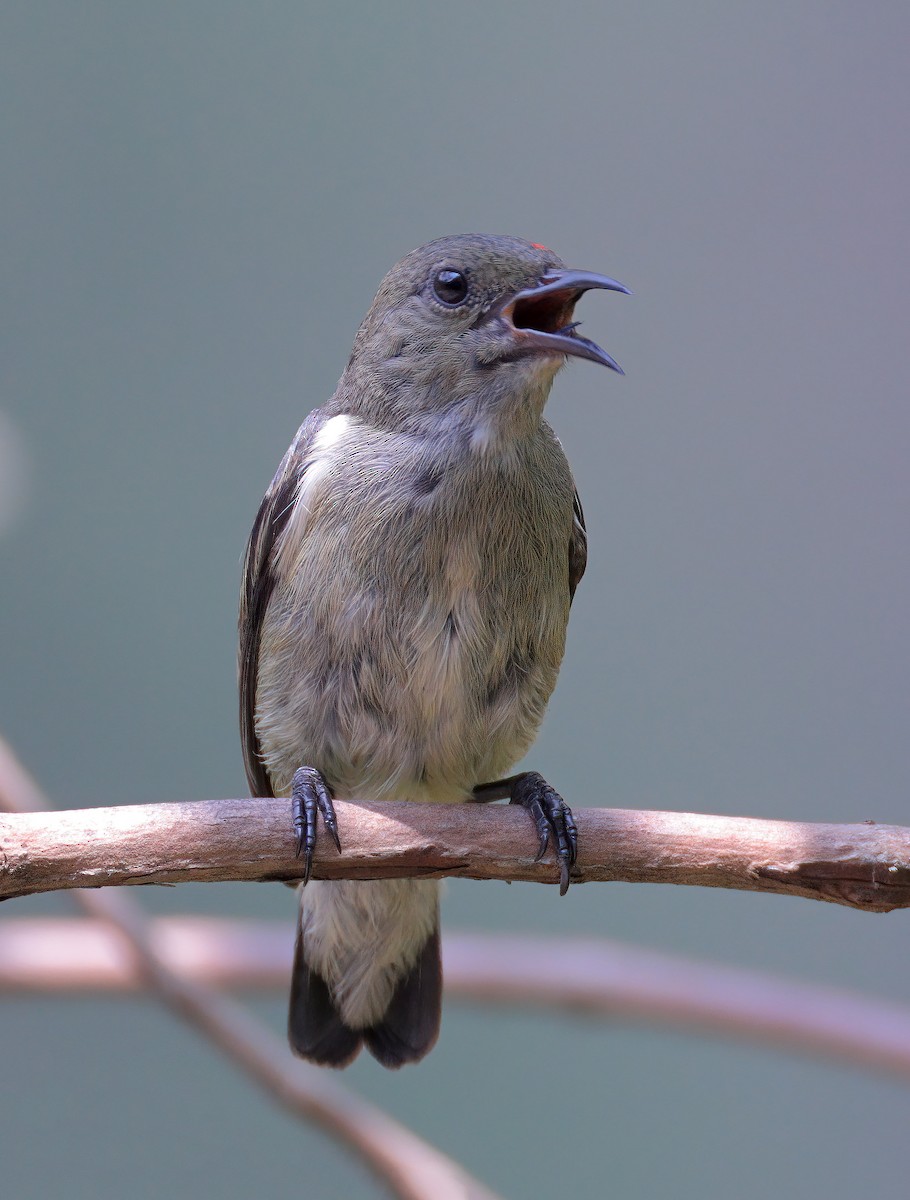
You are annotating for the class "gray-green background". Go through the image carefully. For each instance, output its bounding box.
[3,3,909,1196]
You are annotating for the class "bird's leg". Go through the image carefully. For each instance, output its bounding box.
[291,766,341,884]
[472,771,578,896]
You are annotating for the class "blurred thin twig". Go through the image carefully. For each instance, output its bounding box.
[4,916,910,1082]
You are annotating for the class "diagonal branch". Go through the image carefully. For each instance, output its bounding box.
[2,794,910,910]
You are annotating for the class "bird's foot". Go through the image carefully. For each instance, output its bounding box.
[473,771,578,895]
[291,766,341,884]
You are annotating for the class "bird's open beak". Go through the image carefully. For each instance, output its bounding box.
[485,269,630,373]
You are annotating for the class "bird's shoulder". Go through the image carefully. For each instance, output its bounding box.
[535,421,587,603]
[238,403,344,795]
[569,487,587,601]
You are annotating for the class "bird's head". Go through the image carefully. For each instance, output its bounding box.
[342,234,628,439]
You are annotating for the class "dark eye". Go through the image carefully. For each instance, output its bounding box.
[432,268,469,306]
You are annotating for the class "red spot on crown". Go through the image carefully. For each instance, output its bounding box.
[531,242,550,252]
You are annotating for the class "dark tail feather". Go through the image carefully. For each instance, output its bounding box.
[288,925,362,1068]
[364,927,442,1069]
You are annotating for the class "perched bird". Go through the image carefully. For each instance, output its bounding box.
[239,234,627,1068]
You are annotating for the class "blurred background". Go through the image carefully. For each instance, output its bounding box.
[2,2,909,1196]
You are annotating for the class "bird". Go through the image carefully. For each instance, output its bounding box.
[238,233,627,1068]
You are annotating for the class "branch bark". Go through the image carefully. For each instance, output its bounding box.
[2,796,910,910]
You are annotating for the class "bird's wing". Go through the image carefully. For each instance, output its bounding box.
[238,408,327,797]
[568,487,588,603]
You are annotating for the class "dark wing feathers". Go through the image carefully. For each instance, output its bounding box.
[568,487,588,602]
[238,409,327,798]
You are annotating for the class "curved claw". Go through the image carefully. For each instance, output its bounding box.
[291,765,340,884]
[564,805,579,868]
[558,858,570,896]
[532,808,551,862]
[507,771,578,894]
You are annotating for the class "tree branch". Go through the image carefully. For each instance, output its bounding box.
[5,916,910,1082]
[2,795,910,910]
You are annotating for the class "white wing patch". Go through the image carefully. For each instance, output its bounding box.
[276,414,357,570]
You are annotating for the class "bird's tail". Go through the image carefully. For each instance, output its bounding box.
[288,878,442,1069]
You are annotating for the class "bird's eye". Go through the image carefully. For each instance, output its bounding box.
[432,269,469,306]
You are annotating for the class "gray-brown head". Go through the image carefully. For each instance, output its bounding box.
[340,234,628,438]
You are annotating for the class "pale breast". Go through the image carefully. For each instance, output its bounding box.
[255,416,575,802]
